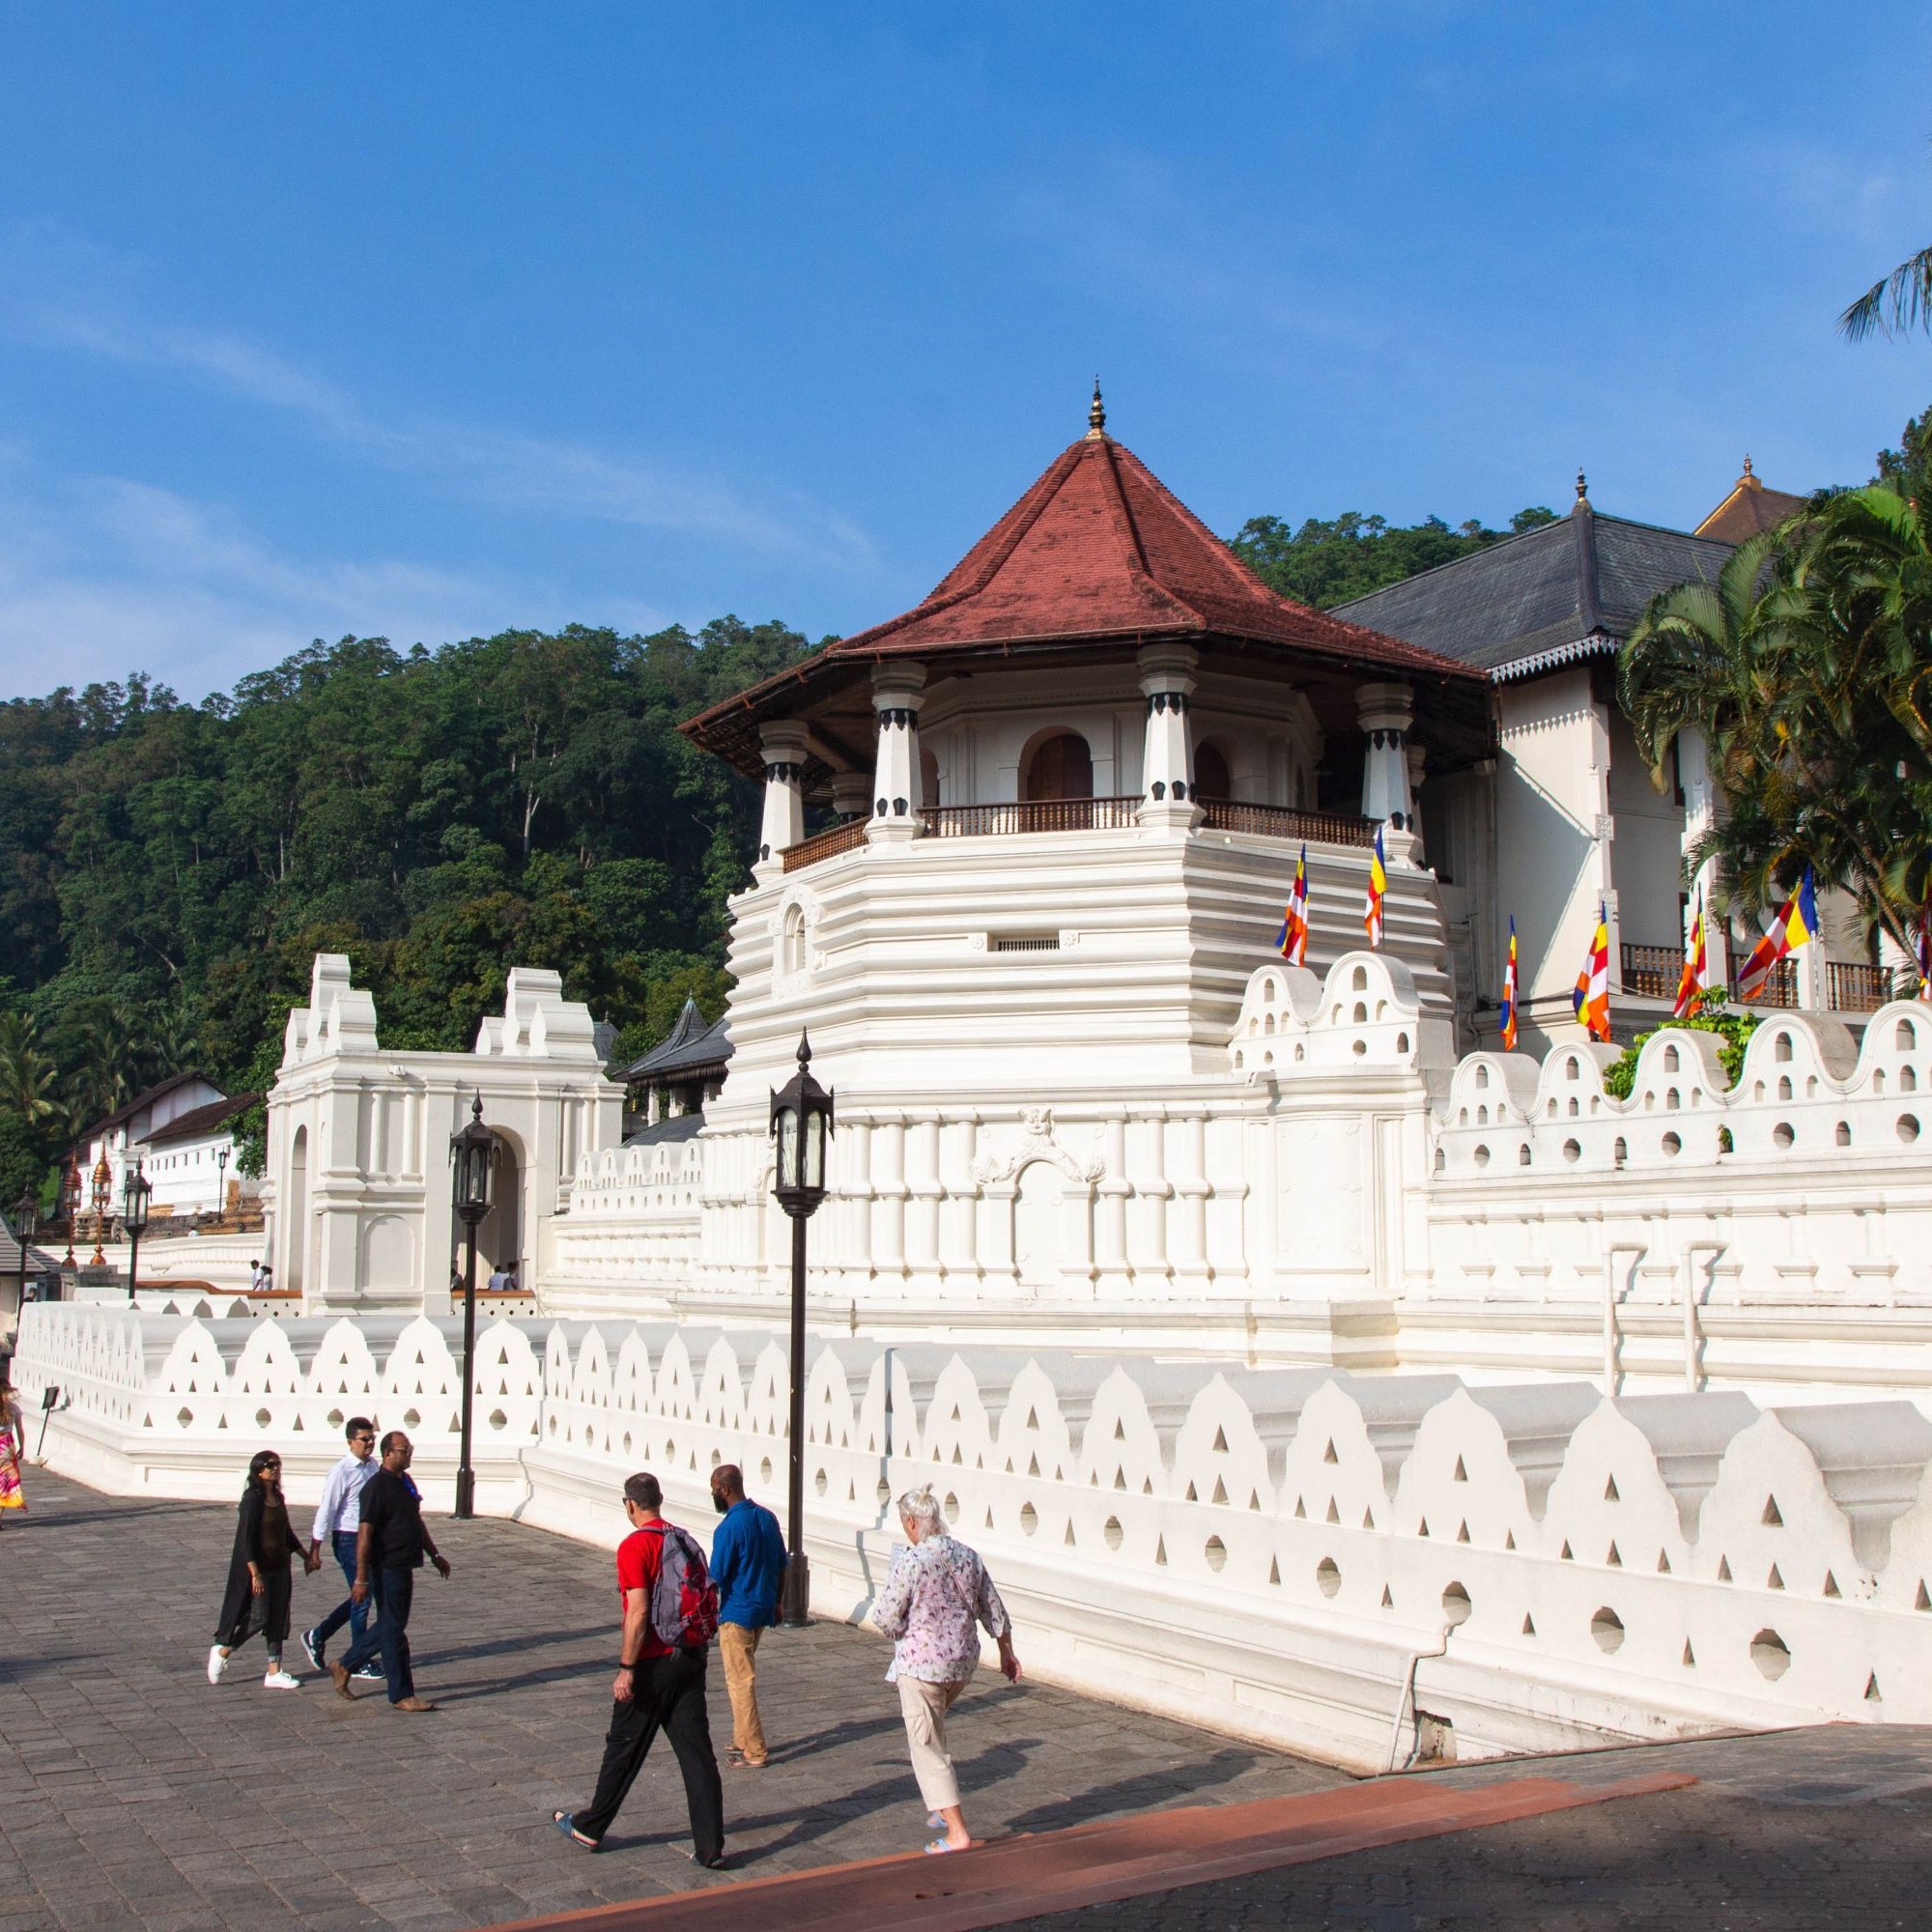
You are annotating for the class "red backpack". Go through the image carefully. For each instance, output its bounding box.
[644,1522,720,1649]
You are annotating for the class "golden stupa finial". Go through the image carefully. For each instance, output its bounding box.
[1742,454,1756,481]
[1086,377,1106,440]
[1574,467,1589,507]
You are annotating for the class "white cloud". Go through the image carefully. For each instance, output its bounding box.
[0,467,631,702]
[0,220,876,568]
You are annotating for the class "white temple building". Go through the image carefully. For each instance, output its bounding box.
[19,400,1932,1769]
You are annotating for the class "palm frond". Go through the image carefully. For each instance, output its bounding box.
[1838,244,1932,341]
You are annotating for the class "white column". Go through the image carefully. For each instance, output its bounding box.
[867,665,926,847]
[1405,742,1428,859]
[1356,683,1416,831]
[755,722,809,871]
[1676,725,1729,989]
[830,771,872,821]
[1137,642,1200,830]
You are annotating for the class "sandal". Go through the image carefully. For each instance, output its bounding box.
[553,1810,600,1852]
[924,1837,967,1855]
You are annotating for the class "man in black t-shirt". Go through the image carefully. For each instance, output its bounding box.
[330,1432,450,1710]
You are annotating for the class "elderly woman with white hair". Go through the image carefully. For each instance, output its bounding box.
[869,1487,1021,1853]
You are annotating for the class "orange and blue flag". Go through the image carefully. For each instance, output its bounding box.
[1736,867,1817,1004]
[1500,917,1519,1051]
[1274,844,1309,966]
[1363,827,1387,949]
[1673,895,1709,1019]
[1573,903,1611,1041]
[1916,882,1930,1002]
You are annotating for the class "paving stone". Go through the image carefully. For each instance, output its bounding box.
[3,1471,1337,1929]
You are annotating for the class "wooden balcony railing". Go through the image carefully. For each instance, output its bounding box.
[919,796,1142,838]
[1620,943,1681,1002]
[1828,960,1896,1014]
[1749,959,1800,1009]
[780,795,1380,870]
[1196,800,1379,848]
[780,818,868,873]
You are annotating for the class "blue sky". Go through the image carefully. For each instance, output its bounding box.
[1,5,1927,702]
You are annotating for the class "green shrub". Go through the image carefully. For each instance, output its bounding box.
[1601,1007,1761,1100]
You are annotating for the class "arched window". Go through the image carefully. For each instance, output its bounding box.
[1193,741,1231,800]
[781,904,807,976]
[1023,732,1094,802]
[920,747,940,810]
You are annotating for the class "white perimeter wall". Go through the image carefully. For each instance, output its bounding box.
[15,1302,1932,1775]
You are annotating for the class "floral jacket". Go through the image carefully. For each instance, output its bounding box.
[871,1533,1010,1684]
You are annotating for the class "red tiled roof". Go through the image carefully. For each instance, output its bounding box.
[839,433,1471,672]
[682,430,1480,775]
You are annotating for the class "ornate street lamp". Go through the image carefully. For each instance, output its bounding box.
[88,1154,112,1267]
[122,1162,151,1304]
[216,1145,230,1225]
[59,1153,81,1271]
[449,1097,496,1520]
[769,1031,834,1628]
[12,1187,37,1320]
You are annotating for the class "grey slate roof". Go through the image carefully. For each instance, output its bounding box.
[622,1113,708,1149]
[620,998,732,1083]
[1333,505,1733,682]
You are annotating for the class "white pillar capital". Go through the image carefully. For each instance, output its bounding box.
[868,662,926,843]
[830,771,872,821]
[753,721,810,872]
[1137,641,1200,826]
[1355,681,1416,831]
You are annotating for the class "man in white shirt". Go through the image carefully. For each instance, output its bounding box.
[300,1416,383,1678]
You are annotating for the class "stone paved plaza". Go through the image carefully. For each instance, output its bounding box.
[0,1469,1340,1931]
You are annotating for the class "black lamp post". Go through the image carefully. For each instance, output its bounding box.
[449,1097,495,1520]
[12,1187,36,1320]
[122,1163,151,1304]
[216,1145,230,1224]
[769,1031,834,1628]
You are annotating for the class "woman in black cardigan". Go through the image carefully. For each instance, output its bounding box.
[208,1450,312,1689]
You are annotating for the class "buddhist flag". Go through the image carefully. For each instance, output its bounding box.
[1916,885,1931,1001]
[1573,903,1611,1041]
[1500,917,1520,1051]
[1735,867,1817,1004]
[1274,844,1310,966]
[1363,827,1388,949]
[1673,895,1709,1019]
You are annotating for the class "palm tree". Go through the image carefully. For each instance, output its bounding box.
[1621,488,1932,962]
[1840,242,1932,341]
[0,1012,58,1129]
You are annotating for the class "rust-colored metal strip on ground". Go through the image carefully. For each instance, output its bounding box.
[490,1769,1694,1932]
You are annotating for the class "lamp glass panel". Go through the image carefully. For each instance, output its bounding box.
[776,1107,799,1191]
[802,1110,825,1191]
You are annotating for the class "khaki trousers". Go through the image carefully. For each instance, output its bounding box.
[718,1623,767,1763]
[896,1674,966,1810]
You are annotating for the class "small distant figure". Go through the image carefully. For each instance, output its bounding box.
[707,1462,786,1769]
[301,1415,383,1680]
[553,1472,724,1865]
[258,1263,273,1293]
[247,1259,264,1293]
[0,1371,27,1527]
[870,1488,1020,1854]
[329,1431,449,1712]
[208,1450,306,1690]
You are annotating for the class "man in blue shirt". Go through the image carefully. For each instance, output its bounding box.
[707,1463,786,1768]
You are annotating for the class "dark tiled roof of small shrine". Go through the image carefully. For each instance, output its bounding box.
[139,1093,258,1148]
[1334,496,1734,682]
[621,999,731,1084]
[682,401,1482,778]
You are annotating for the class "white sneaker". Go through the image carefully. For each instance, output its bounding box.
[263,1668,300,1690]
[207,1646,227,1685]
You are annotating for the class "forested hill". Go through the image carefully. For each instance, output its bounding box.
[0,618,818,1197]
[1228,506,1559,608]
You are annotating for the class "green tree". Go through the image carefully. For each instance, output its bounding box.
[1229,508,1557,609]
[1840,242,1932,341]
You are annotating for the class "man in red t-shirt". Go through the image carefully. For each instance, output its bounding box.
[554,1472,724,1863]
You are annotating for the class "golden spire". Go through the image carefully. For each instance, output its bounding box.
[1574,468,1589,507]
[1086,377,1106,440]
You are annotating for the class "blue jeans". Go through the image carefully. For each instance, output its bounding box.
[339,1566,415,1703]
[309,1531,370,1654]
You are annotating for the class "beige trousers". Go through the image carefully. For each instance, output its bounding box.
[718,1623,767,1763]
[896,1674,966,1810]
